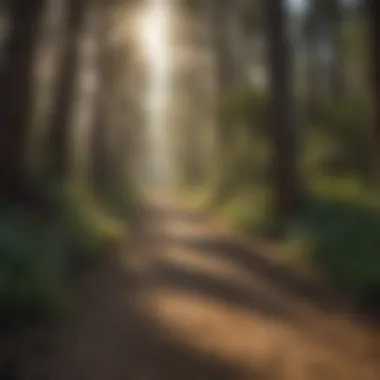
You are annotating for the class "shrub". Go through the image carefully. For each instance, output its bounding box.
[0,181,127,327]
[0,212,68,326]
[289,178,380,296]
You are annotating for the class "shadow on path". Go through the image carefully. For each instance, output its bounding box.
[172,235,343,312]
[153,258,298,323]
[5,198,380,380]
[47,253,254,380]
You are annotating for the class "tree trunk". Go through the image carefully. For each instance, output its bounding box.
[211,0,235,158]
[328,0,345,102]
[89,0,114,196]
[48,0,86,178]
[265,0,300,221]
[305,0,322,120]
[0,0,45,201]
[92,11,109,196]
[365,0,380,184]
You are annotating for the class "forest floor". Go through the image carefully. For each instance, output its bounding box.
[6,194,380,380]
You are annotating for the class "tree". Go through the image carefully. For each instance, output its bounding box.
[304,0,344,109]
[91,0,110,196]
[91,0,138,204]
[265,0,300,221]
[210,0,236,157]
[365,0,380,183]
[0,0,46,202]
[48,0,86,178]
[327,0,345,101]
[304,0,323,119]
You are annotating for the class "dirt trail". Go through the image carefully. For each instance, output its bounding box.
[18,196,380,380]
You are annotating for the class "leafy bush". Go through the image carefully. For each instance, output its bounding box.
[63,184,125,267]
[212,176,380,300]
[0,181,127,327]
[0,212,68,326]
[288,178,380,296]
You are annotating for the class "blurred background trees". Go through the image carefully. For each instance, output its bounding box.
[195,0,380,300]
[2,0,380,339]
[0,0,142,325]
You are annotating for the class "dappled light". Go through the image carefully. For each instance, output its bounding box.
[2,0,380,379]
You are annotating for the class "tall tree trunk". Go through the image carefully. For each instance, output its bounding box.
[328,0,345,102]
[48,0,86,179]
[305,0,322,120]
[365,0,380,184]
[0,0,45,201]
[265,0,300,221]
[211,0,235,160]
[92,5,109,197]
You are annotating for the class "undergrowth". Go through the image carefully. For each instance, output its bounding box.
[209,177,380,302]
[0,180,129,328]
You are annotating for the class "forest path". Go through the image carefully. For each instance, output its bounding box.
[44,194,380,380]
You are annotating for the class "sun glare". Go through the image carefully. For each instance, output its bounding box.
[136,0,172,187]
[140,0,169,67]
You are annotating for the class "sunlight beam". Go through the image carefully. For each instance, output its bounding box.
[136,0,172,188]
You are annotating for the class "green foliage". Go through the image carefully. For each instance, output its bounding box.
[61,184,126,275]
[218,186,273,234]
[215,87,380,300]
[287,179,380,295]
[0,181,127,327]
[0,212,68,325]
[105,181,140,221]
[306,99,371,180]
[213,87,271,204]
[214,90,380,296]
[214,177,380,298]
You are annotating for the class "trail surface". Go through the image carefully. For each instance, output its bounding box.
[30,195,380,380]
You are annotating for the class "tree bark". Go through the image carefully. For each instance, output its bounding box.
[328,0,345,102]
[365,0,380,184]
[0,0,46,201]
[92,8,109,196]
[211,0,236,157]
[265,0,300,221]
[48,0,86,178]
[305,0,322,120]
